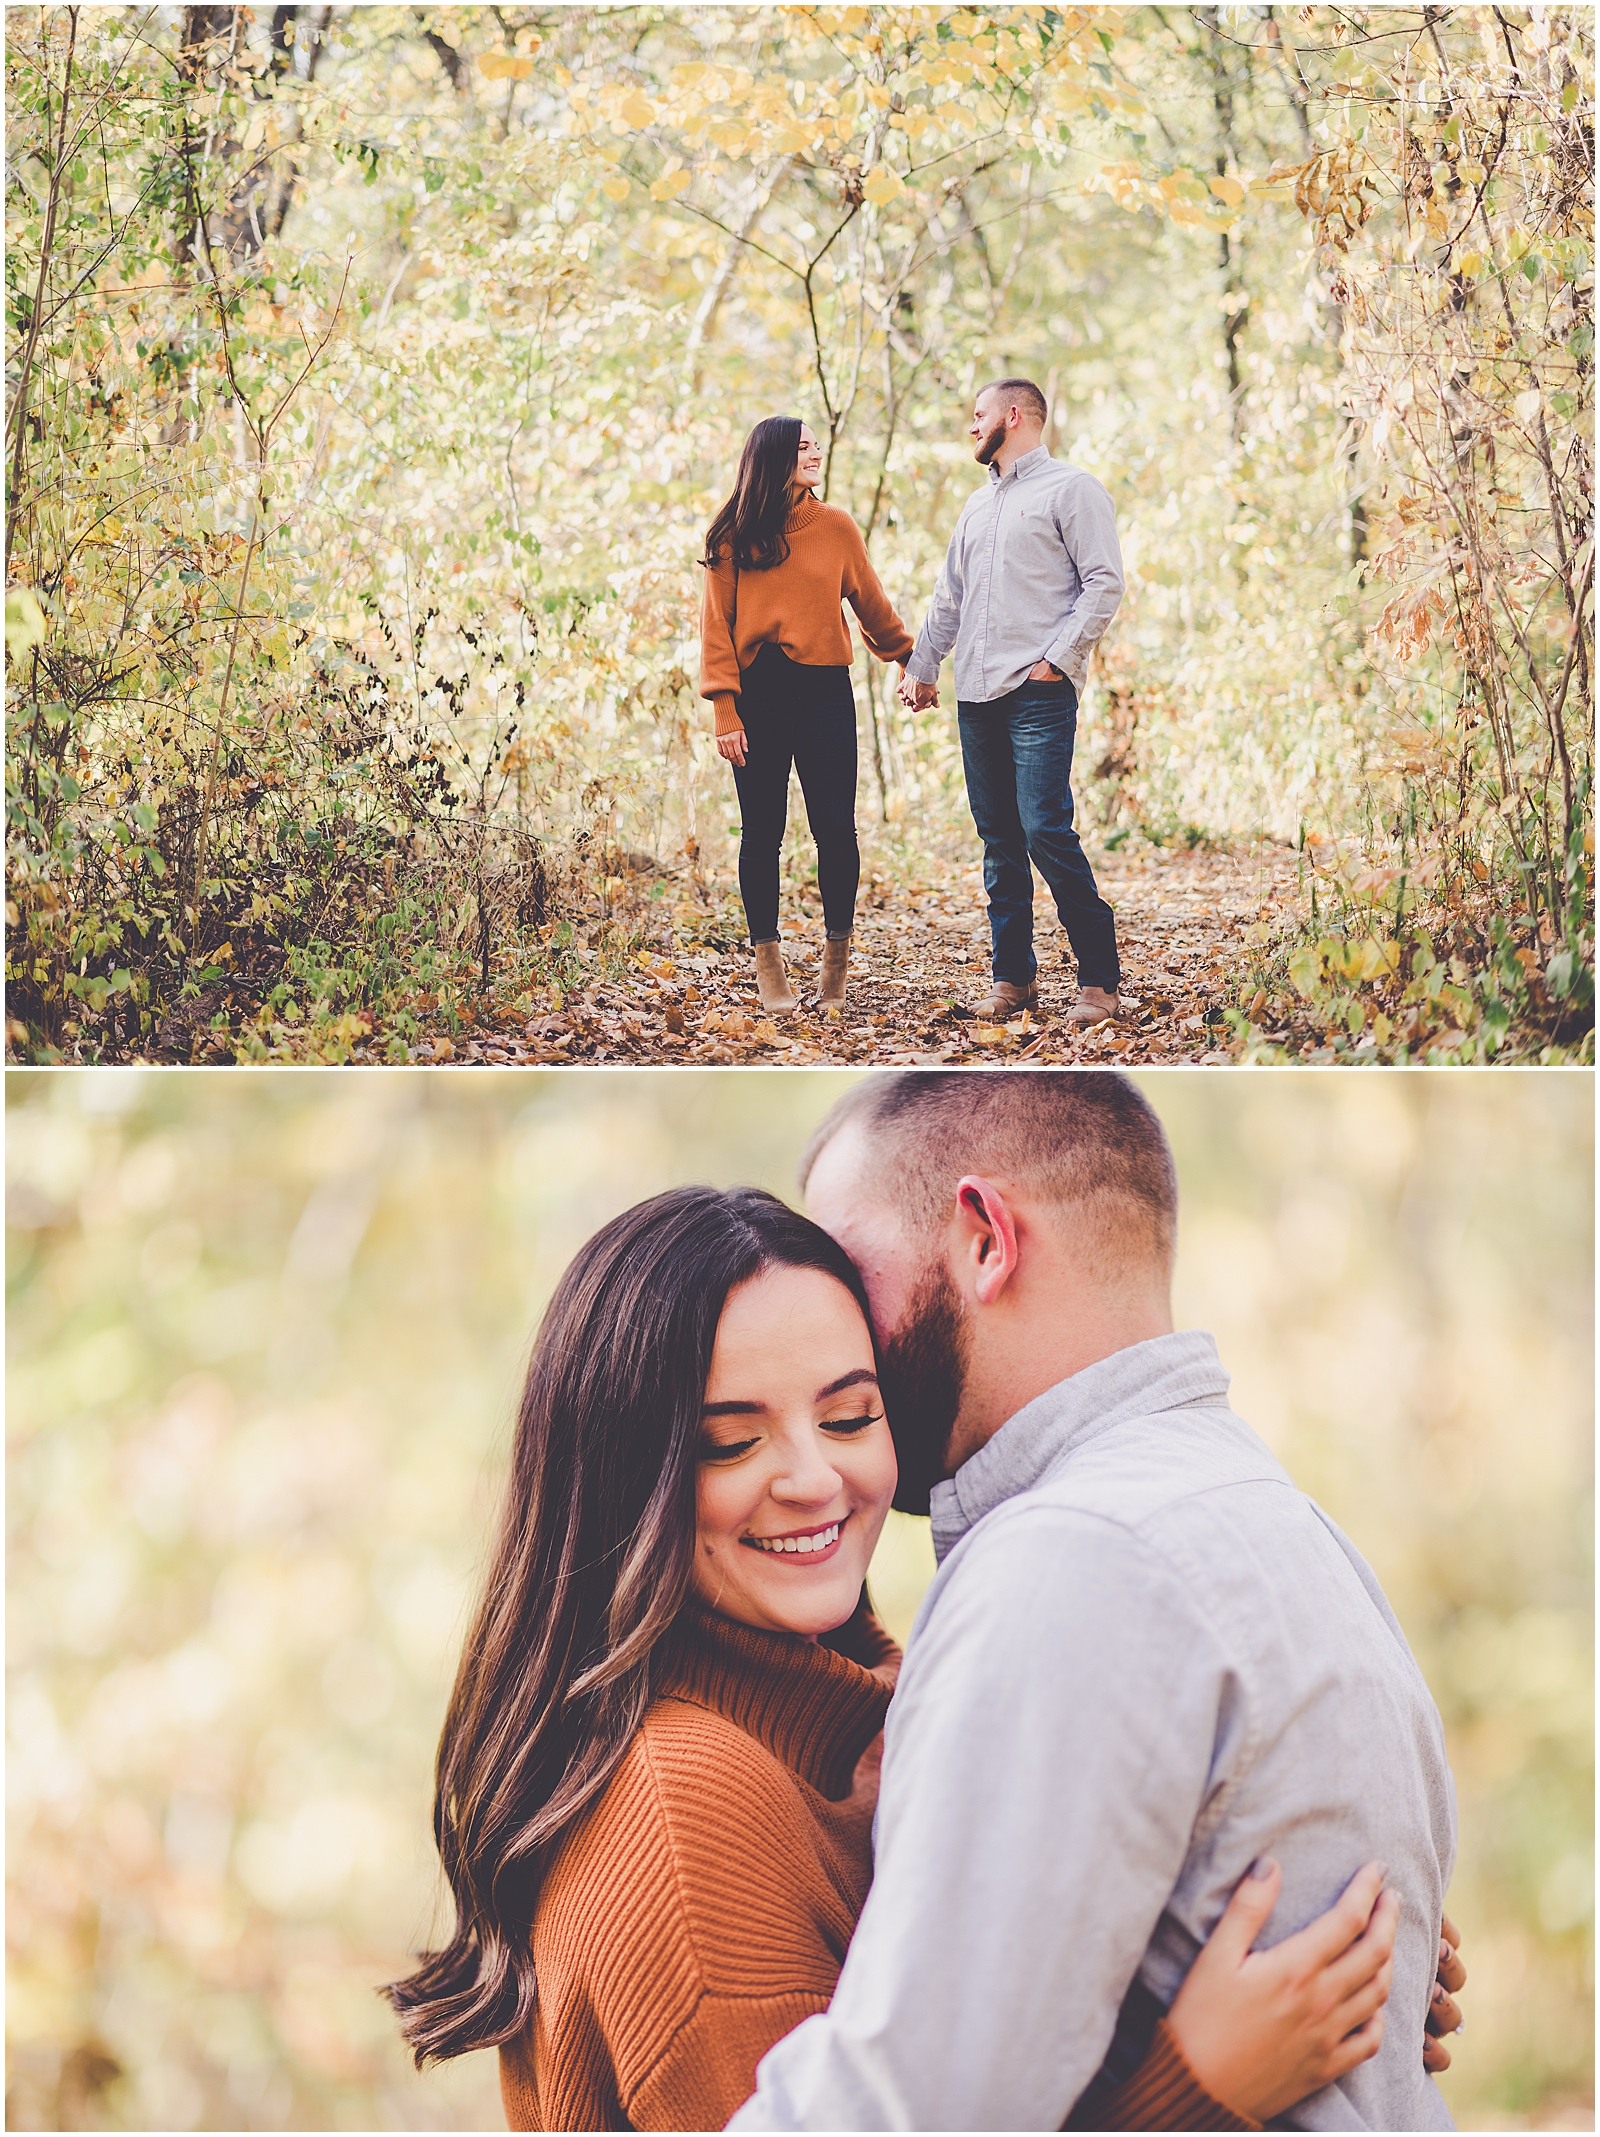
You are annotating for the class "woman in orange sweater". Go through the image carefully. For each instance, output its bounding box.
[700,418,915,1017]
[386,1188,1408,2132]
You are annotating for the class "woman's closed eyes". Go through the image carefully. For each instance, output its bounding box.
[699,1411,884,1463]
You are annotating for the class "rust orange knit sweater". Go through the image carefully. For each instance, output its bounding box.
[499,1600,1256,2133]
[699,495,915,737]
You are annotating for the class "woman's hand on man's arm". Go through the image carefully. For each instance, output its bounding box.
[1162,1858,1397,2126]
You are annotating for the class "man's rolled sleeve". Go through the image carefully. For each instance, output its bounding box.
[729,1507,1229,2131]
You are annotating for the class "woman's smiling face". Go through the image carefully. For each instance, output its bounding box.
[692,1264,897,1637]
[794,424,824,491]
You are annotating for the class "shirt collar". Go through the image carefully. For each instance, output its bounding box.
[988,442,1052,486]
[929,1331,1232,1563]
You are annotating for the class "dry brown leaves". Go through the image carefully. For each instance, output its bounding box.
[377,840,1308,1070]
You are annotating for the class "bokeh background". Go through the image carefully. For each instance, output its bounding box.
[5,1066,1593,2132]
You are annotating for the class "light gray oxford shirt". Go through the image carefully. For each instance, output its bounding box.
[730,1330,1458,2133]
[903,443,1126,703]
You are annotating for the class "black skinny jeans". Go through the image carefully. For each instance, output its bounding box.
[729,644,859,942]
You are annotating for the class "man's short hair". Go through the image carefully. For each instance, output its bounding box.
[800,1070,1177,1280]
[980,376,1048,428]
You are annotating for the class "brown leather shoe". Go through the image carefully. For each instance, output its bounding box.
[1063,986,1119,1030]
[967,978,1038,1020]
[816,933,850,1010]
[752,939,798,1016]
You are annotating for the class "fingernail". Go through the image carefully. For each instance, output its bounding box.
[1374,1862,1389,1883]
[1432,1983,1446,2003]
[1249,1855,1278,1880]
[1455,2019,1465,2035]
[1440,1938,1451,1964]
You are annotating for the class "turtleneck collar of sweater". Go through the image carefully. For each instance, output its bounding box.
[655,1597,895,1800]
[786,492,824,533]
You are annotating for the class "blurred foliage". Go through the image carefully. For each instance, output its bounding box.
[2,6,1591,1067]
[5,1066,1592,2131]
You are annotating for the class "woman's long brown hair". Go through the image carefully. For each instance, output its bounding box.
[701,414,805,571]
[384,1184,872,2065]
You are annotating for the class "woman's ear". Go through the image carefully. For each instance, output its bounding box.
[953,1175,1020,1306]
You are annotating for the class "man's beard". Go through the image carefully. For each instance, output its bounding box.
[877,1263,972,1516]
[973,417,1007,466]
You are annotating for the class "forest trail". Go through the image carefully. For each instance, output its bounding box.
[396,839,1306,1069]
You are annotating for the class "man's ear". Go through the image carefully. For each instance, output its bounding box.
[952,1175,1020,1306]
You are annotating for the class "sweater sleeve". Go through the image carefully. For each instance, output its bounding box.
[583,1720,857,2128]
[628,1990,832,2133]
[841,523,915,664]
[699,552,744,734]
[1064,2020,1260,2132]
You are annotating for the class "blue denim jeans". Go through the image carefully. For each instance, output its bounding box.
[957,676,1121,992]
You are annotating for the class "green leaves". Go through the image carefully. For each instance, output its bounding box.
[5,588,47,658]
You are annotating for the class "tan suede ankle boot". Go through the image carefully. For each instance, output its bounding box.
[1063,985,1119,1030]
[967,977,1037,1020]
[752,939,798,1016]
[816,933,850,1010]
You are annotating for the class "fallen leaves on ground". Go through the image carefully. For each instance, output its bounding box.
[347,839,1310,1069]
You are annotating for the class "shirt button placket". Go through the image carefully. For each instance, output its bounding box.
[982,481,1006,698]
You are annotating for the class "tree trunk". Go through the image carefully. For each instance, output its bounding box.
[1197,8,1248,434]
[174,3,330,273]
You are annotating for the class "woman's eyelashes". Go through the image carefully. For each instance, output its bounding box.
[697,1412,882,1461]
[699,1436,760,1463]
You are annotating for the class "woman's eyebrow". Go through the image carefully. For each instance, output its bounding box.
[704,1368,877,1416]
[816,1368,878,1400]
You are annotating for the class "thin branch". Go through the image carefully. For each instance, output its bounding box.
[7,6,80,567]
[187,258,351,959]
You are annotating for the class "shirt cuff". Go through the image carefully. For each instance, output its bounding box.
[903,649,941,686]
[711,694,743,735]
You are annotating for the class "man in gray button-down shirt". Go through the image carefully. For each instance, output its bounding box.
[730,1070,1459,2133]
[901,380,1125,1029]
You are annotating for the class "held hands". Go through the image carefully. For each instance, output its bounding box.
[716,728,749,766]
[896,663,939,711]
[1164,1858,1397,2126]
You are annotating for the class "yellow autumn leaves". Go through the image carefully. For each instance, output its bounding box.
[559,7,1155,218]
[555,7,1280,247]
[479,32,539,83]
[1085,161,1253,230]
[570,69,817,170]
